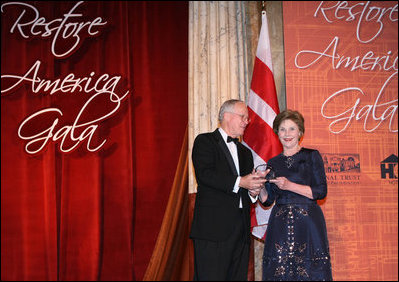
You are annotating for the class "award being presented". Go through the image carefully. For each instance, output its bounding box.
[255,163,276,181]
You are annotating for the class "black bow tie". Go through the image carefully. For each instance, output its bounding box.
[227,136,239,144]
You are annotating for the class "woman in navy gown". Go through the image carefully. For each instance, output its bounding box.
[259,110,333,281]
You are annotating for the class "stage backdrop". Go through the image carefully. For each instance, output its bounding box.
[283,1,398,281]
[1,1,188,280]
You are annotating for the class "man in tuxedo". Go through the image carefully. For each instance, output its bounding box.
[190,99,267,281]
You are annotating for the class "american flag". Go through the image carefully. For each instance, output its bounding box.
[242,11,282,240]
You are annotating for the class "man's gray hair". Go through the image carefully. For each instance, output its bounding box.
[218,99,244,123]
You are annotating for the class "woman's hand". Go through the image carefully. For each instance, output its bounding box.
[269,177,291,190]
[270,177,314,199]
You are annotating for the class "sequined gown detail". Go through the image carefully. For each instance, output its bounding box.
[262,148,333,281]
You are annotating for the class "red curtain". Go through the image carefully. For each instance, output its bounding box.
[1,1,188,280]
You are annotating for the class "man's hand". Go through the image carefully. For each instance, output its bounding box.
[239,170,267,196]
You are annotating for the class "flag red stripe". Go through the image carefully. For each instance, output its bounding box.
[250,57,280,113]
[244,108,282,161]
[250,203,257,226]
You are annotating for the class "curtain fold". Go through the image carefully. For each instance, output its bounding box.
[142,125,192,281]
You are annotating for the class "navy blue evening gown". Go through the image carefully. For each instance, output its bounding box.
[261,148,333,281]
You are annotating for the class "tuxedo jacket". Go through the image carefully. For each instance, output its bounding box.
[189,129,254,242]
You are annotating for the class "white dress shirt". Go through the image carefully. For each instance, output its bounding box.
[219,128,258,207]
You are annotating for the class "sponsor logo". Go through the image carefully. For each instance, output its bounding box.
[322,153,360,185]
[380,154,398,183]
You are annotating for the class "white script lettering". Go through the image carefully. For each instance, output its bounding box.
[1,1,107,58]
[1,60,129,100]
[295,36,398,72]
[321,71,398,134]
[314,1,398,43]
[18,91,125,154]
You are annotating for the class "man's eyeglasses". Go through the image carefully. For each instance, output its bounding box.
[227,112,251,123]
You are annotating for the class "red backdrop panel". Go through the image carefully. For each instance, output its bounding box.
[1,1,188,280]
[283,1,398,280]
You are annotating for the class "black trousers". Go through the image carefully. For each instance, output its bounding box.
[192,212,250,281]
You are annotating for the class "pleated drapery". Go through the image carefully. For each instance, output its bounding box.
[188,1,260,194]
